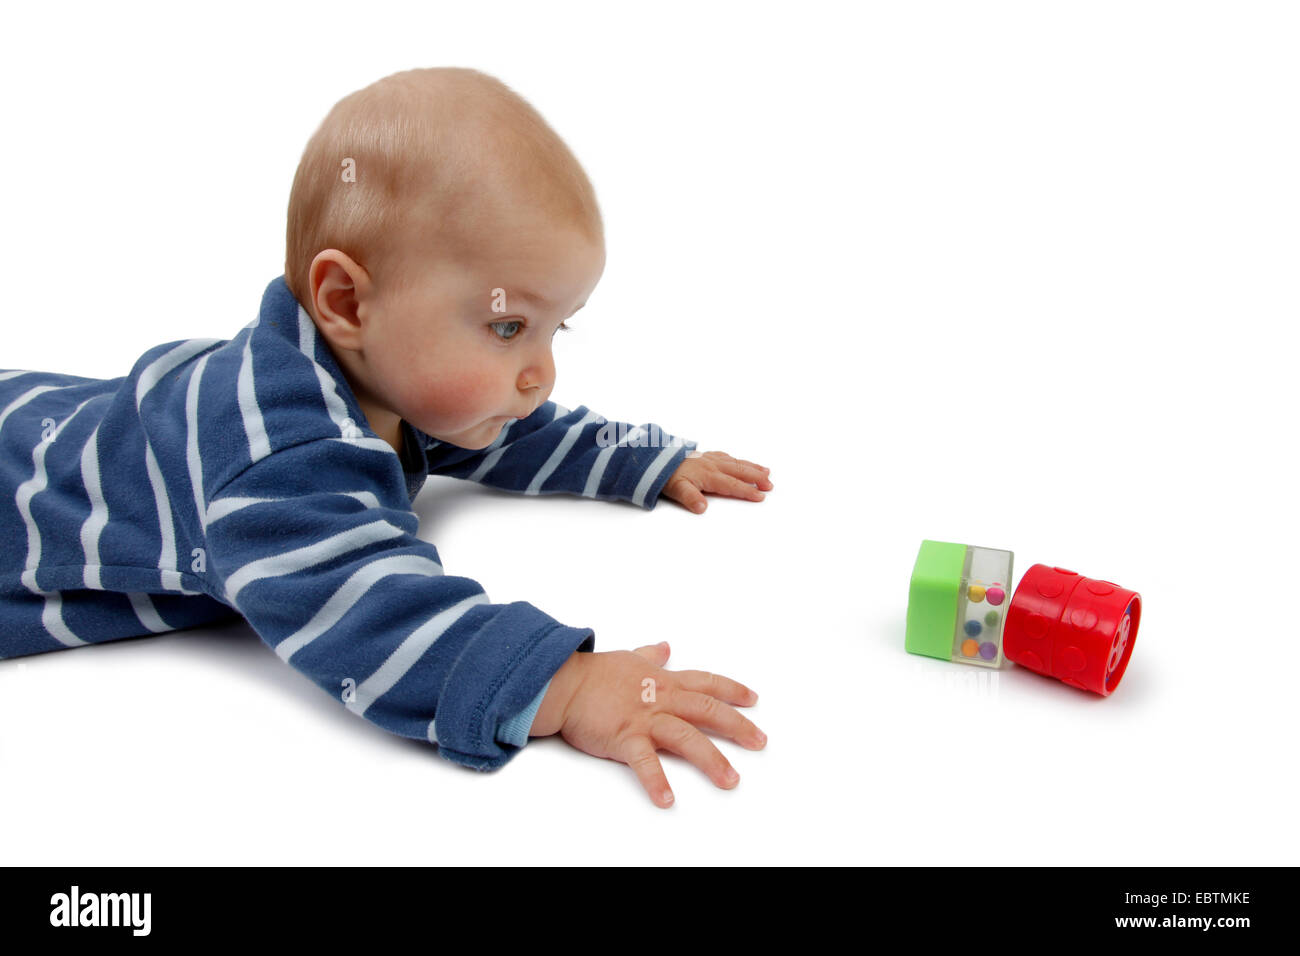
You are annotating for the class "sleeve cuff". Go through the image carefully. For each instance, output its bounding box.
[434,604,595,772]
[638,439,698,510]
[495,678,552,747]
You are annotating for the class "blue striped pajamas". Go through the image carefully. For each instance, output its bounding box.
[0,276,696,770]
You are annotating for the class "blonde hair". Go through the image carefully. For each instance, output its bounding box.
[284,67,602,307]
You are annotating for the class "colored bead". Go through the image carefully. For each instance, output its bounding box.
[986,586,1006,606]
[968,585,987,603]
[984,610,1000,627]
[964,619,982,637]
[979,641,997,660]
[961,638,980,657]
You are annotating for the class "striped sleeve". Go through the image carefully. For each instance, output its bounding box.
[424,401,698,510]
[201,434,594,771]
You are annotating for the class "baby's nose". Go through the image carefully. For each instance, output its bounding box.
[518,358,556,393]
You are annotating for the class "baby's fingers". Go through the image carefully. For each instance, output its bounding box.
[674,669,759,707]
[669,689,767,750]
[632,641,671,666]
[622,736,675,808]
[651,713,739,790]
[706,471,767,502]
[668,477,709,514]
[716,456,774,490]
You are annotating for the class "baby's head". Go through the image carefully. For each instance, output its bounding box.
[285,67,604,450]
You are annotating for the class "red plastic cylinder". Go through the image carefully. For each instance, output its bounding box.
[1003,564,1141,696]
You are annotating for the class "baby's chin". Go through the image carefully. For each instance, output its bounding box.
[427,417,510,449]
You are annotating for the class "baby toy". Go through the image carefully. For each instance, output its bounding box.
[905,539,1141,695]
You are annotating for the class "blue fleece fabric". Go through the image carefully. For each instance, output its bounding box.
[0,275,697,770]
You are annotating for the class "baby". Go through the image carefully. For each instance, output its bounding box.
[0,67,771,808]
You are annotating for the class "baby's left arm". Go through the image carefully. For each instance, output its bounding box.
[659,450,773,514]
[422,400,772,513]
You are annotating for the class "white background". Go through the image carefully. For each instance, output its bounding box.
[1,0,1296,865]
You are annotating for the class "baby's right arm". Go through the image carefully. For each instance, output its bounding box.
[530,641,766,809]
[200,433,593,771]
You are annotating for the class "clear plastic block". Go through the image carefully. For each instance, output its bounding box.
[951,544,1013,668]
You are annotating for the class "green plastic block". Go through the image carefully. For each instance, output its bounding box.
[905,540,967,660]
[905,539,1014,668]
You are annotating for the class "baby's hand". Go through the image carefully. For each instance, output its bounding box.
[530,642,766,808]
[661,450,773,514]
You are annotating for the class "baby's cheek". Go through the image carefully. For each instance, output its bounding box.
[420,367,498,422]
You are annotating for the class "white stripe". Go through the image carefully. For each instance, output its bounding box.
[582,426,646,498]
[17,398,96,646]
[466,444,510,484]
[224,519,408,605]
[0,385,60,433]
[132,339,219,593]
[160,570,200,594]
[142,439,178,583]
[17,396,96,574]
[127,592,171,633]
[205,496,271,523]
[329,436,399,457]
[275,554,444,662]
[135,338,221,406]
[40,593,88,647]
[297,304,354,434]
[632,444,686,508]
[464,420,521,483]
[348,593,488,718]
[79,423,109,590]
[297,304,316,354]
[207,490,382,525]
[465,402,574,484]
[341,490,382,510]
[238,334,271,463]
[185,352,212,532]
[525,408,601,494]
[0,369,36,381]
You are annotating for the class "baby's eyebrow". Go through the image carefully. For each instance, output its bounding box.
[514,290,587,319]
[515,289,551,308]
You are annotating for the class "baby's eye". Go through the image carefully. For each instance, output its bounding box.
[490,320,523,341]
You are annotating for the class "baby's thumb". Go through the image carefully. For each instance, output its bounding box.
[632,641,671,665]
